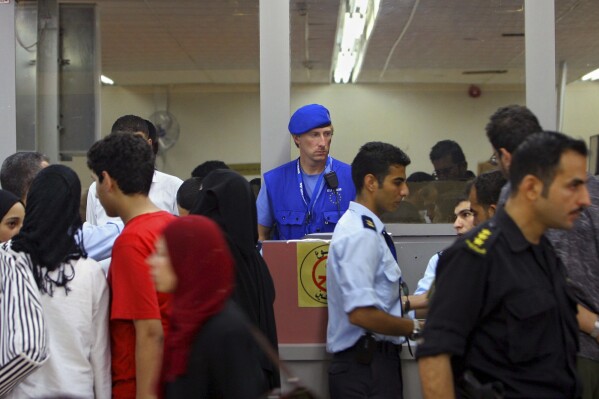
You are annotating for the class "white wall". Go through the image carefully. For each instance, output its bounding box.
[562,81,599,144]
[63,81,599,184]
[292,84,525,174]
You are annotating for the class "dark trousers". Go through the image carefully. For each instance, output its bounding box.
[578,356,599,399]
[328,339,403,399]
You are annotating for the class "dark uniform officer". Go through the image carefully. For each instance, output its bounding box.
[417,207,581,398]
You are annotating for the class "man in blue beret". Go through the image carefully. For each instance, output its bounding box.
[257,104,356,240]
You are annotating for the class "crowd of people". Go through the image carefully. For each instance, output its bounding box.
[0,103,597,399]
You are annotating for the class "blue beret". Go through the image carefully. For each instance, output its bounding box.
[288,104,331,135]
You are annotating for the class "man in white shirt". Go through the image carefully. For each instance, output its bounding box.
[86,115,182,225]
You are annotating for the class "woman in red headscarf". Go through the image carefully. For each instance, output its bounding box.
[148,215,267,398]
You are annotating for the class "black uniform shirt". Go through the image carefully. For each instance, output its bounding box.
[416,208,581,399]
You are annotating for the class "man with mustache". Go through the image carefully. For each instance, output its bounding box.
[547,174,599,399]
[418,131,589,398]
[487,105,599,398]
[257,104,355,240]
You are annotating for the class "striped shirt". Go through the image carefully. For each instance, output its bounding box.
[0,245,48,396]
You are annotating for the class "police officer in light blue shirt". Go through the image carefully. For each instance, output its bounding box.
[256,104,355,241]
[327,141,420,399]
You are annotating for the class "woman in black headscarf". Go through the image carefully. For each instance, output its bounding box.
[5,164,110,398]
[190,169,280,389]
[0,189,25,242]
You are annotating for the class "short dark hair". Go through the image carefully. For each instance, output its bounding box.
[473,170,507,208]
[87,133,155,195]
[0,152,50,200]
[111,114,150,138]
[249,177,261,200]
[486,105,542,153]
[429,140,466,164]
[510,131,587,197]
[191,160,229,179]
[453,195,469,209]
[351,141,411,193]
[407,172,434,183]
[145,119,159,155]
[176,177,202,211]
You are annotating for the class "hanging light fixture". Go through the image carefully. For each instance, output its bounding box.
[331,0,381,84]
[581,68,599,82]
[100,75,114,85]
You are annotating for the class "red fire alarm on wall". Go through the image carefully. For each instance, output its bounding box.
[468,85,481,98]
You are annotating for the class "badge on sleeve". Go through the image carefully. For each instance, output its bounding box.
[362,215,376,231]
[465,227,498,256]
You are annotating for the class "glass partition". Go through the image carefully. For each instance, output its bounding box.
[290,0,523,224]
[14,0,261,182]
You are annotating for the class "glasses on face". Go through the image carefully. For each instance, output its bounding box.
[489,153,498,166]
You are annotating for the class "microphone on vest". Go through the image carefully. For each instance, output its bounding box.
[324,171,341,215]
[324,171,339,190]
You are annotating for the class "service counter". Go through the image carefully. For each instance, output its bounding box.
[262,223,455,398]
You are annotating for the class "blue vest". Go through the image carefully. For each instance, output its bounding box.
[264,157,355,240]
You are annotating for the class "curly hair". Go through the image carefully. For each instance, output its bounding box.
[87,132,155,195]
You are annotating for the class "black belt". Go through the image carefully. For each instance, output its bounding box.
[374,339,402,354]
[338,335,402,356]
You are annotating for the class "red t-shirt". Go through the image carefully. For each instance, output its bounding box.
[109,211,175,399]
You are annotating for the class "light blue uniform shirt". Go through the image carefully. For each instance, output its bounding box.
[326,201,404,353]
[414,252,440,295]
[78,221,122,261]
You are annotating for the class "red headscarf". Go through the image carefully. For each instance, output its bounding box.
[160,215,235,383]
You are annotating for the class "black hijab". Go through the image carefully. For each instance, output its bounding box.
[11,164,86,295]
[190,169,280,389]
[0,189,21,221]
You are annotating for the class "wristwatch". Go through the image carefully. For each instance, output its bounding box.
[410,318,422,341]
[591,318,599,339]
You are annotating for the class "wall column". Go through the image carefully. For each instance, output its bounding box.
[525,0,556,130]
[259,0,290,174]
[36,0,60,163]
[0,1,17,166]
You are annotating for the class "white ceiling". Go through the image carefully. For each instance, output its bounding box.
[62,0,599,85]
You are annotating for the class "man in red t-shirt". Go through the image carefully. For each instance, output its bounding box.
[87,133,176,399]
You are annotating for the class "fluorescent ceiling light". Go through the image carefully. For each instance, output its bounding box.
[100,75,114,85]
[332,0,380,84]
[581,68,599,81]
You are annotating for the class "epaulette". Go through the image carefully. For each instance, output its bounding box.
[463,225,500,256]
[362,215,376,231]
